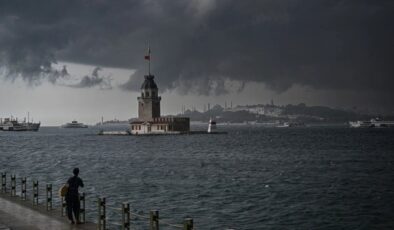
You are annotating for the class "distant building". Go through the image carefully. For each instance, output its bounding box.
[225,104,282,117]
[130,51,190,134]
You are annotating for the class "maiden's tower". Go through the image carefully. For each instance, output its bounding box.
[130,48,190,134]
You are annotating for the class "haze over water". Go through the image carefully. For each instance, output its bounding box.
[1,125,393,229]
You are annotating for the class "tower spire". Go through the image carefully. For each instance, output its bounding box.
[144,45,151,75]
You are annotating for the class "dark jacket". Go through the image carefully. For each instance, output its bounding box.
[66,176,84,197]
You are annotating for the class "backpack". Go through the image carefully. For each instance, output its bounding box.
[59,184,69,197]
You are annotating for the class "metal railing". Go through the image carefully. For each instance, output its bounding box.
[10,174,16,196]
[1,172,6,193]
[0,171,196,230]
[32,180,39,206]
[105,202,193,230]
[21,177,27,200]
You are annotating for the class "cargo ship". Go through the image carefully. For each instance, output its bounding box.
[0,118,40,131]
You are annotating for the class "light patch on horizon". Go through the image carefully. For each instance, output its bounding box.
[0,62,138,126]
[1,61,392,126]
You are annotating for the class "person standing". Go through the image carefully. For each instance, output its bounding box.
[66,168,84,224]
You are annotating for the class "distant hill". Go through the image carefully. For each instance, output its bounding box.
[177,103,378,123]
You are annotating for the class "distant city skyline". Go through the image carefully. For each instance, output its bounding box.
[1,1,393,125]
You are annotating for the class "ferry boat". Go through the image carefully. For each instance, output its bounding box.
[62,120,88,128]
[349,118,394,128]
[0,118,40,131]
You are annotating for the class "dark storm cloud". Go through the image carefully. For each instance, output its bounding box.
[0,0,393,96]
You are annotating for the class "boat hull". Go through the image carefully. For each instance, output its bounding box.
[349,120,394,128]
[0,122,40,131]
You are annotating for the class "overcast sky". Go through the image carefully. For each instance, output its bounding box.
[1,0,393,125]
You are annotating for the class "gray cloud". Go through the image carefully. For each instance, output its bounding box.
[48,65,69,84]
[0,0,393,101]
[68,67,112,89]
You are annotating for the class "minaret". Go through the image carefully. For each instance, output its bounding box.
[137,47,161,121]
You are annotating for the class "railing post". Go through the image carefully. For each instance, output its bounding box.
[79,192,86,223]
[97,198,101,230]
[32,180,38,205]
[1,172,6,193]
[46,184,52,211]
[21,177,27,200]
[183,218,193,230]
[10,174,16,196]
[97,197,106,230]
[150,210,159,230]
[122,203,130,230]
[61,196,67,216]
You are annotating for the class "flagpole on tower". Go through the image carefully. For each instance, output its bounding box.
[144,45,151,76]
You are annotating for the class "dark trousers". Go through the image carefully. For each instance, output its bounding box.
[66,194,80,222]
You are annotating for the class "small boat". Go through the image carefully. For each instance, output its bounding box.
[62,120,88,128]
[207,118,217,133]
[348,120,372,128]
[276,122,305,128]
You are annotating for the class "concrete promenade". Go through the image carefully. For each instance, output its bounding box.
[0,192,96,230]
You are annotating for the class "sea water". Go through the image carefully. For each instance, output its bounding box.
[0,125,393,229]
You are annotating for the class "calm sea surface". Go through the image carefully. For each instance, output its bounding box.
[1,125,393,229]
